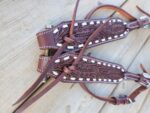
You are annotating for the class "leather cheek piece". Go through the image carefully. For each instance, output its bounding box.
[37,54,150,106]
[37,54,150,86]
[37,18,129,51]
[37,17,150,51]
[37,54,126,83]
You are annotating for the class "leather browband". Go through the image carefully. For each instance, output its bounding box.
[13,0,150,113]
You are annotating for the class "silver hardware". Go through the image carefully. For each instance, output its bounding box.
[140,16,148,20]
[139,16,150,29]
[143,25,150,29]
[138,73,150,87]
[143,73,150,79]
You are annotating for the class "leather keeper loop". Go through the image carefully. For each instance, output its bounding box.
[63,65,76,75]
[111,96,132,105]
[63,67,72,74]
[135,74,144,83]
[64,36,75,44]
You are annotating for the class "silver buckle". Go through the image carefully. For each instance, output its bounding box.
[139,73,150,87]
[139,16,150,29]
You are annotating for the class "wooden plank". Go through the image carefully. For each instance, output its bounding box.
[138,91,150,113]
[0,0,149,113]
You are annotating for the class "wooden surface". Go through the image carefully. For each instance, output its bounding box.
[0,0,150,113]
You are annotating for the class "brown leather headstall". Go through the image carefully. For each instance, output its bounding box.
[13,0,150,113]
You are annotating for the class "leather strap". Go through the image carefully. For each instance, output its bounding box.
[79,64,150,105]
[80,83,115,103]
[13,0,80,112]
[85,4,136,21]
[85,4,149,30]
[68,5,135,68]
[136,6,150,17]
[80,78,148,105]
[13,43,68,105]
[13,77,51,113]
[36,5,150,51]
[13,76,62,113]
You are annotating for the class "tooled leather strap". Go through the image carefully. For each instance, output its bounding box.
[66,4,138,70]
[37,5,149,51]
[37,55,149,105]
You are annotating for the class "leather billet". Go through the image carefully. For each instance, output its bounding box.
[13,0,150,113]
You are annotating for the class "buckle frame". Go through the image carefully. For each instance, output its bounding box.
[139,73,150,88]
[139,16,150,29]
[118,95,134,104]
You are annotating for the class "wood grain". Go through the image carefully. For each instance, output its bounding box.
[0,0,149,113]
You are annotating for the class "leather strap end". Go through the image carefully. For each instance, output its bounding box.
[111,96,134,105]
[37,31,57,50]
